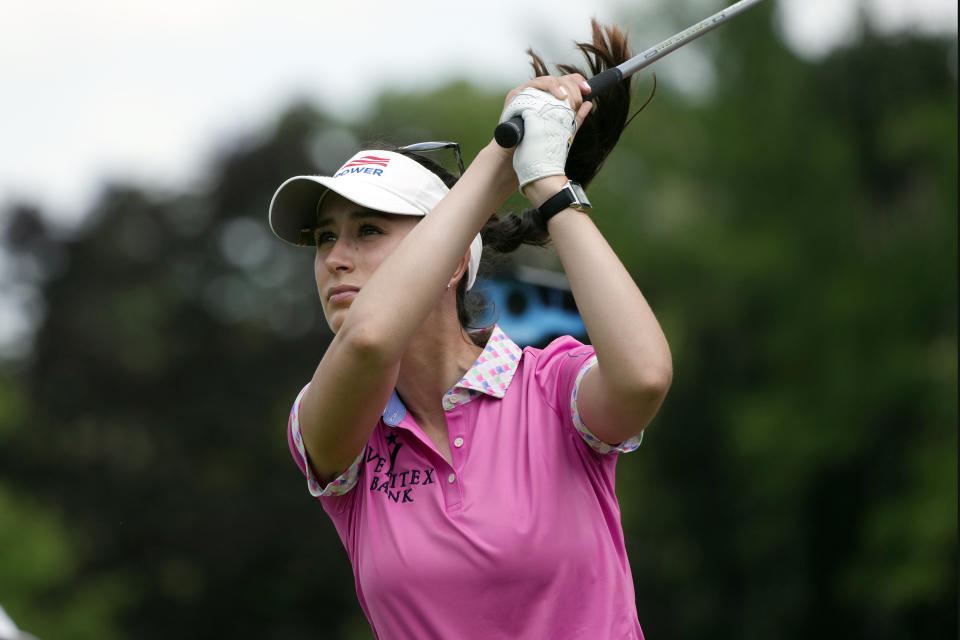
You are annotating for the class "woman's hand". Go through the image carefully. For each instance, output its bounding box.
[499,74,594,198]
[502,73,594,124]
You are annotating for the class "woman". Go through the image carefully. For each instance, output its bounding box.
[269,23,671,639]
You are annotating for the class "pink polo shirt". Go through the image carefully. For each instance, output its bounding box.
[287,327,644,639]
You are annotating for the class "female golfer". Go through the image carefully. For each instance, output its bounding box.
[269,23,671,639]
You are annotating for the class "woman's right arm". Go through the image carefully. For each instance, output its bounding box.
[297,332,402,482]
[297,143,521,480]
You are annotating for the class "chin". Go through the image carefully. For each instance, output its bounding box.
[324,312,342,335]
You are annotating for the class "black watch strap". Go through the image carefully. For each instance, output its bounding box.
[537,180,590,224]
[538,189,576,223]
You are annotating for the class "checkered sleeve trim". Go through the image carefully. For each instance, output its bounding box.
[570,355,643,454]
[290,385,362,497]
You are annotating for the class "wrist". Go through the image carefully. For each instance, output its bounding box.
[482,139,515,164]
[476,142,521,198]
[522,174,568,208]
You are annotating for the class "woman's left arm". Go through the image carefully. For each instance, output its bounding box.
[525,176,673,444]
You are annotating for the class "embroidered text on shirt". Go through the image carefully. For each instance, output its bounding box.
[366,445,435,504]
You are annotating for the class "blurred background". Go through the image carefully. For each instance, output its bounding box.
[0,0,956,638]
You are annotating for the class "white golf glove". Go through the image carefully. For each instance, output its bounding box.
[499,87,577,192]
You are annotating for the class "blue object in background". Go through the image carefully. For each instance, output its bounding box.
[473,267,586,348]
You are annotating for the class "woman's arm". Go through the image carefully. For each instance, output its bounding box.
[526,176,672,443]
[511,73,672,444]
[299,145,518,478]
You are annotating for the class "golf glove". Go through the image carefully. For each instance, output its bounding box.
[499,88,576,192]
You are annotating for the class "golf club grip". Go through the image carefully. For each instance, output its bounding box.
[494,68,624,148]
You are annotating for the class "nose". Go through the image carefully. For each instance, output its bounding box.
[324,236,355,273]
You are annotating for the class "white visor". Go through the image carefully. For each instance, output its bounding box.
[269,150,482,290]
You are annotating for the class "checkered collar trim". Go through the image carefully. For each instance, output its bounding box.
[441,325,521,411]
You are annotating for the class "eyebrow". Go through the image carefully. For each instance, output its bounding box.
[315,210,397,228]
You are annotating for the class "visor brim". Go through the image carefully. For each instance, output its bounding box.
[269,176,425,246]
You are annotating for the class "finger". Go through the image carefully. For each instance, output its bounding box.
[574,101,593,131]
[541,79,569,103]
[552,78,578,105]
[556,76,584,109]
[574,75,592,97]
[522,76,574,104]
[503,74,586,113]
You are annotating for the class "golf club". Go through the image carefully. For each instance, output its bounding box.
[494,0,769,147]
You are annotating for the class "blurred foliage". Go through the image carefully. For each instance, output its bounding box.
[0,4,956,638]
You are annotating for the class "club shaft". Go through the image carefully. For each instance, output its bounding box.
[619,0,768,79]
[494,0,769,147]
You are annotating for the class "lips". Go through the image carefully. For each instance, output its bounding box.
[327,285,360,303]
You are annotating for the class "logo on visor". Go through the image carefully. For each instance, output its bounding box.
[343,155,390,168]
[334,155,390,178]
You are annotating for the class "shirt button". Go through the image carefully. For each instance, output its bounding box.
[447,473,456,483]
[453,437,464,448]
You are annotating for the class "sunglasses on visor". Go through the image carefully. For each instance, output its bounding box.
[398,141,465,177]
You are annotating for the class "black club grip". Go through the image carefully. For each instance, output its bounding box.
[494,67,624,148]
[494,117,524,148]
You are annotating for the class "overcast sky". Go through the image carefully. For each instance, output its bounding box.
[0,0,956,227]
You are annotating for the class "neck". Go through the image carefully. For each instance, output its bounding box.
[395,296,482,421]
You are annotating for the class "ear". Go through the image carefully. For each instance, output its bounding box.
[447,250,471,290]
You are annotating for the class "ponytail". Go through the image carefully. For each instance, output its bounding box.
[538,20,639,189]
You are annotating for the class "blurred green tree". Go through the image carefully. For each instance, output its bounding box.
[0,8,955,639]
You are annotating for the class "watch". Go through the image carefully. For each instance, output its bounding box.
[537,180,592,224]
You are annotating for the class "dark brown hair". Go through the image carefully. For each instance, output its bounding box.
[399,20,644,345]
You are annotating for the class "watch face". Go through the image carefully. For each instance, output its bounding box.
[568,182,591,210]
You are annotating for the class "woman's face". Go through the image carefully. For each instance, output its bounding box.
[313,192,419,333]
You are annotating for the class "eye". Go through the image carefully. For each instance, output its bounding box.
[358,223,383,237]
[314,229,336,246]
